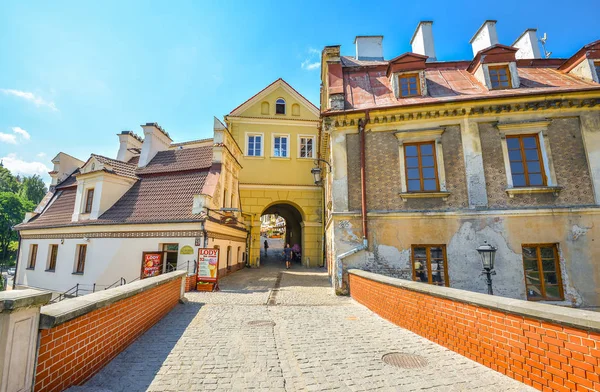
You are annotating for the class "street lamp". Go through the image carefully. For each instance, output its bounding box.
[476,241,497,295]
[311,159,332,186]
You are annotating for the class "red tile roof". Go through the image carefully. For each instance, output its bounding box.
[136,146,213,175]
[87,154,139,179]
[16,189,77,229]
[330,59,600,112]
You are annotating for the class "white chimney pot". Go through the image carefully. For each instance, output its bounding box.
[411,21,436,61]
[470,20,499,56]
[513,29,542,59]
[116,131,143,162]
[354,36,384,61]
[138,123,173,167]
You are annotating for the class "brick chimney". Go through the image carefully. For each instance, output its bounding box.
[410,21,436,61]
[513,29,542,59]
[470,20,499,56]
[138,123,173,167]
[116,131,143,162]
[354,36,384,61]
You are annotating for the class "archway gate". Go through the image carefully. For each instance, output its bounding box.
[239,185,323,268]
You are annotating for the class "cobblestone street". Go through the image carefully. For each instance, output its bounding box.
[75,265,533,391]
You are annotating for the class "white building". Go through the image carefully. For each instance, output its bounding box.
[14,119,248,296]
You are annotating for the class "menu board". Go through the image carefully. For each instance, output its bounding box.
[197,248,219,282]
[141,252,163,279]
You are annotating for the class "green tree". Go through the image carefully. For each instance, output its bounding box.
[0,192,34,263]
[19,175,48,205]
[0,164,19,193]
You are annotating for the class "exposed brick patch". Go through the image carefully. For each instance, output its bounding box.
[185,274,197,292]
[34,278,182,392]
[349,273,600,392]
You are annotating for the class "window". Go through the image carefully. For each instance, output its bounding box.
[48,244,58,271]
[273,136,288,157]
[595,62,600,81]
[84,188,94,213]
[522,244,563,301]
[399,73,420,97]
[299,136,314,158]
[163,243,178,273]
[489,65,512,89]
[412,245,448,286]
[506,134,546,187]
[75,244,87,273]
[28,244,38,269]
[275,98,286,114]
[404,142,439,192]
[247,134,262,156]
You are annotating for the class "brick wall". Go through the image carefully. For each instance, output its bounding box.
[349,272,600,392]
[185,274,197,291]
[35,276,182,392]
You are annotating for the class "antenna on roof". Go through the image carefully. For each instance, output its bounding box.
[538,32,552,58]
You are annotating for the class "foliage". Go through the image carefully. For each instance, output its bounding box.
[0,192,34,263]
[19,174,48,205]
[0,165,19,193]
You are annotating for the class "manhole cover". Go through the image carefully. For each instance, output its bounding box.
[247,320,275,327]
[382,353,428,369]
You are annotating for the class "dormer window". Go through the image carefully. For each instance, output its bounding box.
[399,73,421,97]
[595,61,600,81]
[489,65,512,89]
[84,188,94,213]
[276,98,286,114]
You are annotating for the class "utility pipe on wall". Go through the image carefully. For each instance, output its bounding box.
[335,113,369,293]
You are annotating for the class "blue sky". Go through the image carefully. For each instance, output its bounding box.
[1,0,598,184]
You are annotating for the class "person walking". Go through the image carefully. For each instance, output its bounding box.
[283,243,293,270]
[264,239,269,257]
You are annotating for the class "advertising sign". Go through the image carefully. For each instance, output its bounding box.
[141,252,163,279]
[180,245,194,255]
[197,248,219,282]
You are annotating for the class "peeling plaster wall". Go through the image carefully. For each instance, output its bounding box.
[333,212,600,306]
[570,59,596,82]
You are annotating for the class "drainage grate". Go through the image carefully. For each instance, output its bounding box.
[247,320,276,327]
[382,353,428,369]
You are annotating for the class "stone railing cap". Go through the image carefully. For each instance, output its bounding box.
[39,270,186,329]
[349,269,600,333]
[0,289,52,312]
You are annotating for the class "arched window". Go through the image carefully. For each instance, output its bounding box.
[275,98,286,115]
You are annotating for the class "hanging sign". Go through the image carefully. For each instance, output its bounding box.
[197,248,219,283]
[141,252,163,279]
[180,245,194,255]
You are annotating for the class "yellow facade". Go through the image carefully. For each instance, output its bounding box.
[225,79,323,267]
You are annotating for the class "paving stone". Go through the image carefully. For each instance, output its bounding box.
[76,262,534,392]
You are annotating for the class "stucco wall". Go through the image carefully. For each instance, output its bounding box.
[480,119,595,208]
[332,211,600,306]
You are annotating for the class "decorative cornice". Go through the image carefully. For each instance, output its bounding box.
[21,230,205,240]
[328,97,600,129]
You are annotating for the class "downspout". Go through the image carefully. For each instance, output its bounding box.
[335,112,369,293]
[12,231,22,290]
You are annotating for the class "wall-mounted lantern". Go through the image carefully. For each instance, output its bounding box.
[311,159,332,186]
[476,241,497,295]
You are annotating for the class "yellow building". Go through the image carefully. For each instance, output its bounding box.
[225,79,323,267]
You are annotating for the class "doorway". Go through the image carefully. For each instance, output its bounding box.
[163,243,178,273]
[259,203,303,267]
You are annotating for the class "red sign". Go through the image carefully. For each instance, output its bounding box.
[141,252,163,279]
[197,248,219,282]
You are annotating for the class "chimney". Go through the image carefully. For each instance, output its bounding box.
[138,123,173,167]
[513,29,541,59]
[410,21,436,61]
[470,20,499,56]
[354,36,384,61]
[116,131,143,162]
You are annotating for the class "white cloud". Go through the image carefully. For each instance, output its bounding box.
[37,152,46,158]
[1,154,51,178]
[0,127,31,145]
[11,127,30,140]
[301,47,321,71]
[0,89,58,111]
[0,133,17,144]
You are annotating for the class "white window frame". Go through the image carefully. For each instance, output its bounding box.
[271,133,290,158]
[245,132,264,157]
[298,135,316,159]
[496,121,559,196]
[394,128,449,200]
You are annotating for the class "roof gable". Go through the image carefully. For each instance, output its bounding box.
[558,40,600,72]
[228,78,319,119]
[386,52,428,76]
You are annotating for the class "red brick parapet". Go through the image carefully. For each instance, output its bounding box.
[348,269,600,392]
[34,270,186,392]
